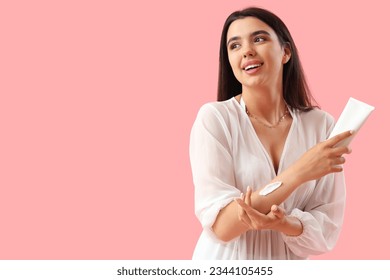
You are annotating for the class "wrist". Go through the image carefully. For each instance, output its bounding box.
[277,216,303,236]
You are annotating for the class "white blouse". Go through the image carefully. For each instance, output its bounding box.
[189,97,346,260]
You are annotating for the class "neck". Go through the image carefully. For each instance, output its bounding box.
[241,85,286,123]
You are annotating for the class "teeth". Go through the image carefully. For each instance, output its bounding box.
[245,64,261,71]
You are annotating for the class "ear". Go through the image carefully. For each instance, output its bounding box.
[282,42,292,64]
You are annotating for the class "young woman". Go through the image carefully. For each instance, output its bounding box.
[189,7,353,259]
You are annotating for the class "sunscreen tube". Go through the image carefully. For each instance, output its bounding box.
[328,97,375,147]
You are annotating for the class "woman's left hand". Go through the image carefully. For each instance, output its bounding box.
[235,187,286,231]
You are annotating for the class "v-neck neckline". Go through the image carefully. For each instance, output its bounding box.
[234,96,296,177]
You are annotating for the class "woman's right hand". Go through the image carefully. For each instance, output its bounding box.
[290,130,353,185]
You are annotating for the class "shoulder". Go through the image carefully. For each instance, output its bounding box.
[295,108,335,138]
[191,98,239,140]
[197,98,236,117]
[194,98,238,127]
[190,99,238,149]
[298,108,334,125]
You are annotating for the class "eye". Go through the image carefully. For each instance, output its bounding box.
[229,43,240,50]
[254,36,265,43]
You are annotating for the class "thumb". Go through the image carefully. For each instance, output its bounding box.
[271,205,285,219]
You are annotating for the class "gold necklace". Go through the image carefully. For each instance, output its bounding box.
[246,106,290,129]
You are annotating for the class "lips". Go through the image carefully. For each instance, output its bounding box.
[244,64,261,71]
[242,60,263,73]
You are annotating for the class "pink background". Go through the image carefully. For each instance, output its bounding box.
[0,0,388,259]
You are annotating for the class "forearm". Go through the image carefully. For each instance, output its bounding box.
[251,166,303,214]
[212,166,303,242]
[212,200,250,242]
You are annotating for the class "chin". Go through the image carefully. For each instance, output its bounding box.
[242,79,265,89]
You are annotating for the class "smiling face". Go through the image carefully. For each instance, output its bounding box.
[226,16,291,91]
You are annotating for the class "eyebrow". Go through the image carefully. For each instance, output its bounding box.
[226,30,271,46]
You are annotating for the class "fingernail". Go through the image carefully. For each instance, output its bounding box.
[350,130,355,134]
[247,186,251,192]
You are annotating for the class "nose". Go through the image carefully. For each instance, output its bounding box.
[242,43,255,58]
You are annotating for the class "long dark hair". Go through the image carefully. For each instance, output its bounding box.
[217,7,317,111]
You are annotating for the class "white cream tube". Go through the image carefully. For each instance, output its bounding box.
[328,97,375,147]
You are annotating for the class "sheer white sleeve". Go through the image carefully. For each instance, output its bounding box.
[190,104,241,242]
[282,169,346,258]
